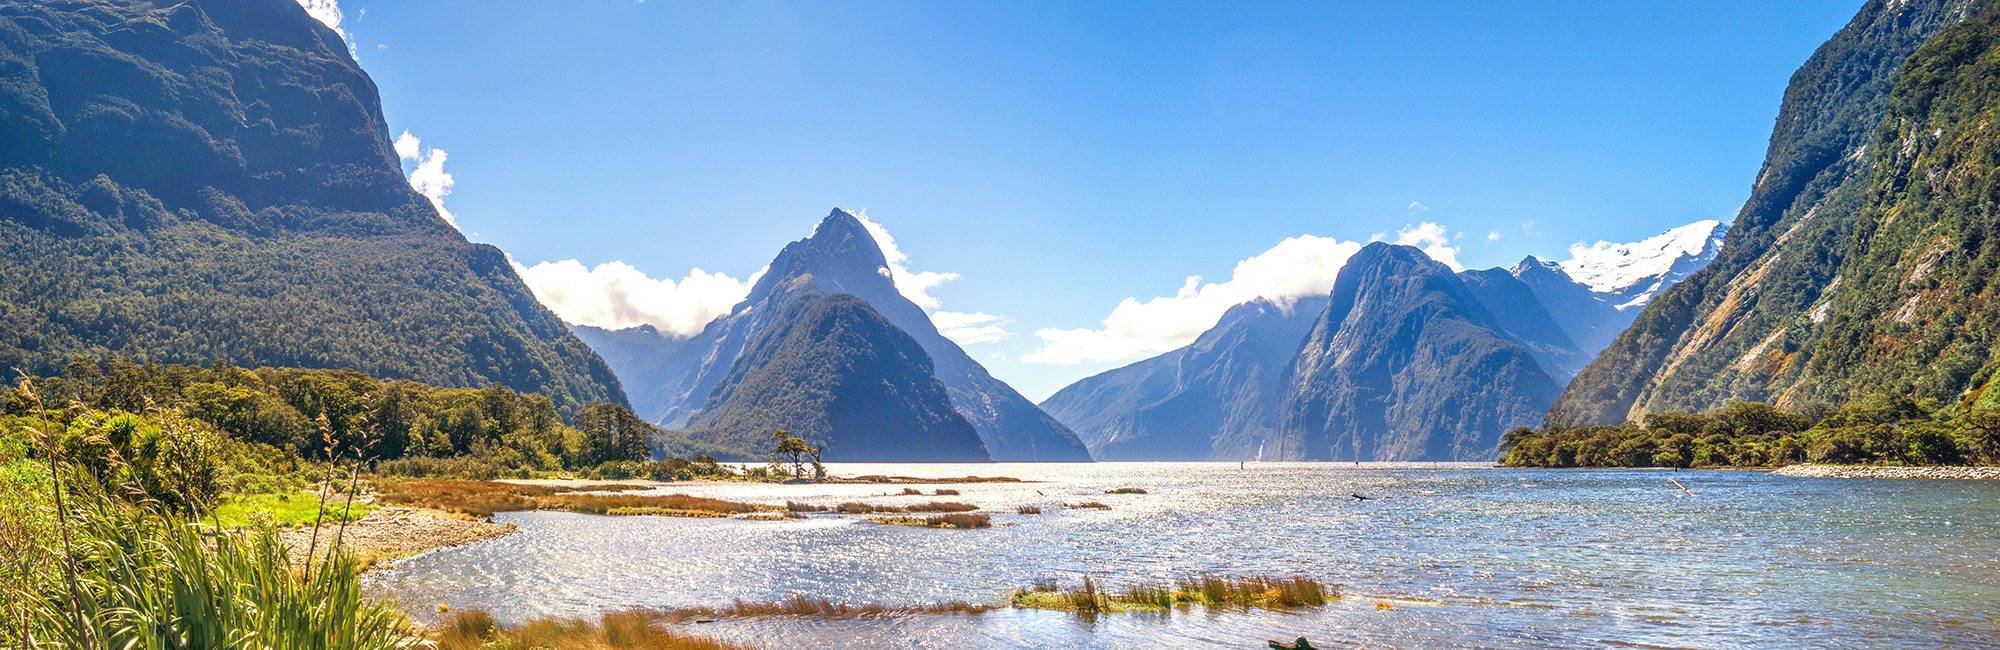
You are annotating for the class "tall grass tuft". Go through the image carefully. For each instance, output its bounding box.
[435,608,750,650]
[4,471,413,648]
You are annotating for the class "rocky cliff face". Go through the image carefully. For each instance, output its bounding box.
[1042,296,1325,460]
[1279,243,1561,461]
[0,0,624,412]
[1549,0,1991,426]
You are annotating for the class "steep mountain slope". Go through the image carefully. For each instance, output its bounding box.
[1280,243,1561,461]
[1550,0,1990,425]
[680,293,990,462]
[1040,296,1325,460]
[597,209,1090,461]
[1511,257,1629,355]
[0,0,624,412]
[1457,268,1591,380]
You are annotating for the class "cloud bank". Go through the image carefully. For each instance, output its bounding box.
[1025,221,1464,366]
[394,131,457,229]
[1024,234,1366,365]
[514,259,762,336]
[517,211,1010,347]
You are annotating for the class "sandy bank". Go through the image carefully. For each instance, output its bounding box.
[278,505,515,570]
[1772,464,2000,480]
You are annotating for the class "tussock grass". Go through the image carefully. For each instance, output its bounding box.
[1011,575,1335,614]
[435,609,749,650]
[1105,487,1148,495]
[547,493,760,517]
[898,487,924,496]
[868,513,992,529]
[901,501,976,512]
[932,488,960,496]
[6,471,414,648]
[836,501,978,514]
[660,595,997,620]
[371,478,762,518]
[1067,501,1111,510]
[850,475,1021,484]
[1015,505,1043,515]
[784,501,829,512]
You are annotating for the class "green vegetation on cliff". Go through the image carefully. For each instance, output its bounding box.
[1550,0,1994,425]
[0,0,623,413]
[1504,396,2000,468]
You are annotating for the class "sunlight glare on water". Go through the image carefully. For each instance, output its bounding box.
[365,463,2000,649]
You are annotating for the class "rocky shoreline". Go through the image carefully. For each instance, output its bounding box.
[1772,464,2000,480]
[277,506,516,571]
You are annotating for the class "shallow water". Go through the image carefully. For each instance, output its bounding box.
[365,463,2000,649]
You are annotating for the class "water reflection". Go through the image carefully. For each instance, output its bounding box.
[365,463,2000,648]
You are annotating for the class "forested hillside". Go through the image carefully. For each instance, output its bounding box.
[0,0,624,413]
[1549,0,1992,425]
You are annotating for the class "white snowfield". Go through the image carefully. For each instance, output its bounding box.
[1557,220,1729,305]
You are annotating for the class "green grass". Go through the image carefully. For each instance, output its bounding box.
[207,491,374,528]
[1011,575,1335,615]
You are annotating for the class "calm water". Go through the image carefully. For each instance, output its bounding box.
[364,464,2000,649]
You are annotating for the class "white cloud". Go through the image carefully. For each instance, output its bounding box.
[513,259,764,336]
[843,211,1018,347]
[1373,221,1463,271]
[1023,234,1365,365]
[296,0,345,41]
[932,311,1011,345]
[1486,230,1502,242]
[1407,200,1429,214]
[394,131,457,229]
[848,211,959,311]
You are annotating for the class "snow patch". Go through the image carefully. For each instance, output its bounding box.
[1559,219,1728,298]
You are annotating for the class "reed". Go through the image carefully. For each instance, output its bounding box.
[1010,575,1335,615]
[868,513,992,529]
[434,609,750,650]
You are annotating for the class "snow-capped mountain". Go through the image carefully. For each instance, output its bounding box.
[1558,220,1729,309]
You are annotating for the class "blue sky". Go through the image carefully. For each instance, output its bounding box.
[317,0,1858,400]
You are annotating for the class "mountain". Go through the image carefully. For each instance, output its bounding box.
[1550,0,1993,426]
[0,0,624,412]
[1041,296,1326,460]
[1559,220,1730,310]
[1510,257,1630,356]
[1456,267,1592,379]
[590,209,1091,461]
[679,292,989,462]
[1278,243,1561,461]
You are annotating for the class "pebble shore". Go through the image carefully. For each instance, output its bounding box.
[1772,464,2000,480]
[278,506,516,571]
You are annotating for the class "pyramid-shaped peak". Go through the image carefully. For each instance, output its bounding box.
[814,208,871,239]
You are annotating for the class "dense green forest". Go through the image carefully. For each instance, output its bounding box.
[0,359,712,486]
[1502,396,2000,468]
[1550,0,1998,425]
[0,0,626,413]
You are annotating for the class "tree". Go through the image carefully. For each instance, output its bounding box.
[768,429,823,480]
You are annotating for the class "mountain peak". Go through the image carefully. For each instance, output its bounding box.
[1557,220,1728,296]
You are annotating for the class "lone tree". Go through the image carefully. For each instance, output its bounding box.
[769,429,824,480]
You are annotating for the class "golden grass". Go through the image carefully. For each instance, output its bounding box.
[1104,487,1148,494]
[371,478,763,519]
[849,475,1021,484]
[1015,505,1043,515]
[784,501,828,512]
[1067,501,1111,510]
[835,501,977,514]
[867,513,991,529]
[1011,575,1334,614]
[434,609,750,650]
[657,595,997,621]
